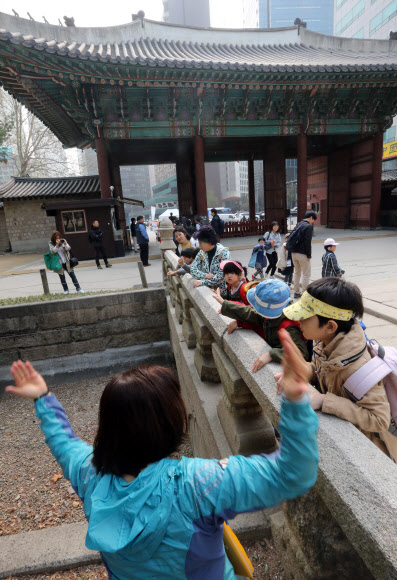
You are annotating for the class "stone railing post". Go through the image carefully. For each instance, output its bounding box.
[159,218,176,287]
[212,343,277,455]
[191,309,220,383]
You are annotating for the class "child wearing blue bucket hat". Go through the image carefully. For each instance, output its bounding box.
[220,279,309,372]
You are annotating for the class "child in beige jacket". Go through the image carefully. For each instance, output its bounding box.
[278,277,395,461]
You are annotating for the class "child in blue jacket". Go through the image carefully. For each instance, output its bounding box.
[6,331,318,580]
[250,237,269,280]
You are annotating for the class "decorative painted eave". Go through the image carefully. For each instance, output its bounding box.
[1,12,397,72]
[0,175,100,200]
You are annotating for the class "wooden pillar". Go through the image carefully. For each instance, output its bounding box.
[297,134,308,222]
[95,128,111,199]
[263,143,287,230]
[110,161,126,234]
[370,131,383,228]
[194,136,207,217]
[248,158,256,221]
[176,146,196,218]
[328,148,350,229]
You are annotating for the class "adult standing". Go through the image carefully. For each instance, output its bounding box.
[264,221,281,278]
[130,217,138,253]
[190,225,231,289]
[210,208,224,242]
[136,215,150,267]
[88,221,112,270]
[49,231,84,295]
[287,210,317,298]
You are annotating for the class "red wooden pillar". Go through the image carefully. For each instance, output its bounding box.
[370,131,383,228]
[297,134,308,222]
[110,161,126,234]
[194,136,207,217]
[263,143,287,230]
[248,158,256,221]
[95,128,111,199]
[176,145,196,218]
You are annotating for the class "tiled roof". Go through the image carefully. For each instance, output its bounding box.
[382,169,397,182]
[1,14,397,72]
[0,175,100,200]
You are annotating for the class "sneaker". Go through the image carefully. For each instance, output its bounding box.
[294,292,301,299]
[143,264,151,267]
[64,290,69,295]
[77,289,85,294]
[97,266,103,269]
[105,263,112,268]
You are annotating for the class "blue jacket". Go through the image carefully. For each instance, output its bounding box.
[35,394,318,579]
[136,223,149,245]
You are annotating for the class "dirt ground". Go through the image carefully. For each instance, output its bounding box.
[1,374,284,578]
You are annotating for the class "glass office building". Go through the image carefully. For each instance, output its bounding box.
[243,0,334,35]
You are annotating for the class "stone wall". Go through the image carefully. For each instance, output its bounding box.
[0,205,10,251]
[163,246,397,580]
[3,199,58,252]
[0,289,171,388]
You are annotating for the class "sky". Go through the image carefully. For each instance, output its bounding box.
[4,0,244,29]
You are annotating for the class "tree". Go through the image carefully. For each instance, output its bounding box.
[0,89,72,177]
[0,98,13,164]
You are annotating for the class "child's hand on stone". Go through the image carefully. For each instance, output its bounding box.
[193,280,202,288]
[167,270,176,277]
[212,288,224,305]
[309,393,326,411]
[227,320,238,334]
[252,352,272,372]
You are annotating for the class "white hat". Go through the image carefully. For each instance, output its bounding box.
[324,238,339,247]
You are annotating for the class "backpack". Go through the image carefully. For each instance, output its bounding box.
[344,338,397,436]
[286,222,303,252]
[219,218,225,235]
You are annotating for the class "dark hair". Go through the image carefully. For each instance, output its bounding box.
[324,245,334,252]
[92,219,99,225]
[223,260,248,278]
[92,366,187,477]
[137,215,144,221]
[174,226,191,241]
[307,278,364,335]
[258,236,266,242]
[181,247,200,260]
[50,231,62,245]
[305,210,317,220]
[268,220,279,234]
[211,208,218,215]
[194,216,202,224]
[131,217,136,223]
[197,225,218,246]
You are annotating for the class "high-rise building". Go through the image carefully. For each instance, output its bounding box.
[334,0,397,169]
[163,0,210,27]
[154,164,176,185]
[243,0,334,35]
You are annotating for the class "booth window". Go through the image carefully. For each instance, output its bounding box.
[61,210,87,233]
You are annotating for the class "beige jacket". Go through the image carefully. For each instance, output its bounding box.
[310,320,396,461]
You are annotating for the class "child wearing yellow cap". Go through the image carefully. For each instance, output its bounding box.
[280,277,395,460]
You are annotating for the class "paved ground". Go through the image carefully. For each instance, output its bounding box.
[1,227,396,346]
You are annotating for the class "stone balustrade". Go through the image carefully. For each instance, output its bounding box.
[161,229,397,580]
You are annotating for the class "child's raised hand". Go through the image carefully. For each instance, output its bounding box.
[6,361,48,400]
[279,329,310,402]
[177,257,184,266]
[212,288,224,305]
[227,320,238,334]
[274,371,284,394]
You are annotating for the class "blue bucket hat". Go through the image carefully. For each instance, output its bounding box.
[247,279,291,319]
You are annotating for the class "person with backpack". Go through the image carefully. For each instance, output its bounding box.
[5,335,318,579]
[264,221,281,278]
[280,277,396,461]
[210,208,225,241]
[277,233,294,287]
[211,260,249,305]
[190,225,231,289]
[287,210,317,299]
[221,279,309,371]
[250,237,269,280]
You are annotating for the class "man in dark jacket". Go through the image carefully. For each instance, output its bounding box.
[289,210,316,298]
[136,215,150,267]
[88,221,112,269]
[210,208,223,241]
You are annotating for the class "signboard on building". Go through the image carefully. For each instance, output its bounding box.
[383,140,397,160]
